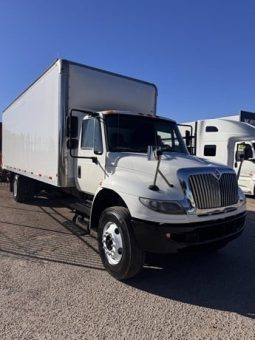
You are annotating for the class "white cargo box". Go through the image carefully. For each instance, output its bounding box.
[2,59,157,187]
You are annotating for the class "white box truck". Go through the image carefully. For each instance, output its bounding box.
[179,118,255,195]
[2,60,246,280]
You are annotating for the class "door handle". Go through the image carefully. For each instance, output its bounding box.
[78,166,81,178]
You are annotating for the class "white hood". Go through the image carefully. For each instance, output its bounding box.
[106,152,228,175]
[104,152,230,200]
[102,151,243,224]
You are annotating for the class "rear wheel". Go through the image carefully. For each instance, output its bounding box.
[9,173,14,192]
[98,206,144,280]
[13,175,35,202]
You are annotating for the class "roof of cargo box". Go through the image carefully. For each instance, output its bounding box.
[65,59,157,88]
[3,59,158,114]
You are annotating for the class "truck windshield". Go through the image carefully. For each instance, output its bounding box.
[105,114,188,154]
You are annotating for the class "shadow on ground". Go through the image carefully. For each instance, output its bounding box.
[128,211,255,319]
[0,190,103,271]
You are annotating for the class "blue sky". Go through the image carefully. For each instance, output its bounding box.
[0,0,254,122]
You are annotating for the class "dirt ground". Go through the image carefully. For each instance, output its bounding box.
[0,183,255,340]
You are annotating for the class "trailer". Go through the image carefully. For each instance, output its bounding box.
[0,122,2,166]
[2,59,246,280]
[0,122,8,182]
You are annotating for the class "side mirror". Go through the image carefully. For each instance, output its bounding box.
[67,138,78,149]
[185,130,192,147]
[67,116,78,138]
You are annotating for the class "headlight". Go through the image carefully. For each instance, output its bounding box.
[139,197,186,214]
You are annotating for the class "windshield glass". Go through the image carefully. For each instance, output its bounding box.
[105,114,188,154]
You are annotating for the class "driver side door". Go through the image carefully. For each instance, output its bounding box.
[76,117,106,195]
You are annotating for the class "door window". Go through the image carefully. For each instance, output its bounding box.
[81,118,103,153]
[94,118,103,154]
[236,143,253,161]
[205,126,218,132]
[81,119,94,149]
[204,145,216,156]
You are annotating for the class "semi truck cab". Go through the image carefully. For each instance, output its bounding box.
[180,118,255,196]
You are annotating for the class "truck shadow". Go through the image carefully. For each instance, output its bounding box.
[128,211,255,319]
[0,193,104,272]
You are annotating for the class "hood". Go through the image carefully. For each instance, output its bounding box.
[103,152,235,202]
[106,152,229,176]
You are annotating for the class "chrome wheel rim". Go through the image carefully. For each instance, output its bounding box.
[102,221,123,265]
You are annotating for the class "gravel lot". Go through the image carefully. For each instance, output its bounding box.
[0,183,255,340]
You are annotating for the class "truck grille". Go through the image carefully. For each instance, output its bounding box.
[188,173,238,209]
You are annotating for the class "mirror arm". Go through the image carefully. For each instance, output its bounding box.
[69,150,98,164]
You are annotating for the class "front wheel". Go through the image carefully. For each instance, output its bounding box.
[98,207,144,281]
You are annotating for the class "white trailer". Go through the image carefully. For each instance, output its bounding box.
[3,60,246,280]
[179,118,255,195]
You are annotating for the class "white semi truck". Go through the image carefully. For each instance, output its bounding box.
[2,60,246,280]
[179,118,255,195]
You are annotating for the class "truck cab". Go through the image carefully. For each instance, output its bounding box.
[66,111,246,279]
[179,119,255,195]
[74,110,186,195]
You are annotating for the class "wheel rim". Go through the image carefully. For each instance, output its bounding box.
[13,177,18,198]
[102,221,123,265]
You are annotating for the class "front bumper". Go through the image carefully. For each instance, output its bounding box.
[131,212,246,253]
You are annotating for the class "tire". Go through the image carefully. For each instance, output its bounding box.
[98,206,145,281]
[13,175,35,203]
[9,175,14,193]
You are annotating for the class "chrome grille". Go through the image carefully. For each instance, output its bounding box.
[189,173,238,209]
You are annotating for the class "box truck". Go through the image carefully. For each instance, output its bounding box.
[0,122,8,182]
[179,118,255,195]
[0,122,2,166]
[2,60,246,280]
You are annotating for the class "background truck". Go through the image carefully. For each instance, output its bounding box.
[2,59,246,280]
[0,122,2,167]
[179,118,255,195]
[0,122,8,182]
[216,110,255,127]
